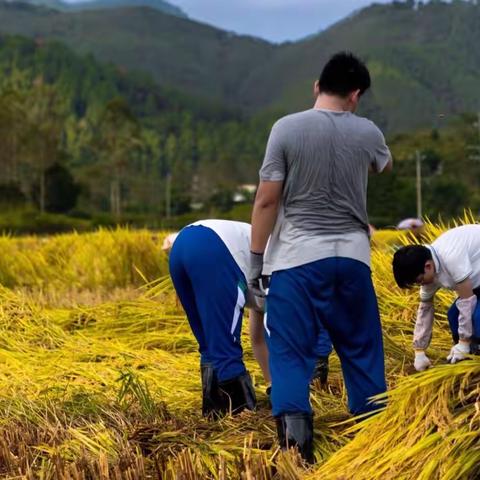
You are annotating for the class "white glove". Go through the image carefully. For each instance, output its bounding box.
[414,351,432,371]
[446,342,470,364]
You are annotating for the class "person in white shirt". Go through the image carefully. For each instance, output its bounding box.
[167,220,261,417]
[167,220,333,418]
[392,225,480,371]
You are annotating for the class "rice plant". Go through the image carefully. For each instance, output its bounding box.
[0,221,477,479]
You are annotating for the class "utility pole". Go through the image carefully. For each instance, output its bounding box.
[416,150,423,219]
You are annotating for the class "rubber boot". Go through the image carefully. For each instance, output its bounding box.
[218,371,257,415]
[200,363,225,417]
[311,356,329,386]
[275,412,314,464]
[266,385,272,410]
[471,337,480,355]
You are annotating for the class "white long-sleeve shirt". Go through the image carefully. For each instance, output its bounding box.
[414,224,480,349]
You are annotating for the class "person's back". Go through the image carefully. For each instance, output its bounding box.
[432,225,480,287]
[262,108,390,275]
[269,109,386,234]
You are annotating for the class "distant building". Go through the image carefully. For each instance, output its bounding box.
[233,184,257,203]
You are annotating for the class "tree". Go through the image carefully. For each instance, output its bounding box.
[93,98,143,219]
[31,163,80,213]
[24,78,66,213]
[0,88,27,187]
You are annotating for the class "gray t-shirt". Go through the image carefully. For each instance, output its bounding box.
[260,108,391,274]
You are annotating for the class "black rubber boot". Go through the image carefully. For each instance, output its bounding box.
[218,371,257,415]
[200,363,225,417]
[471,337,480,355]
[275,413,315,464]
[265,385,272,409]
[311,356,329,386]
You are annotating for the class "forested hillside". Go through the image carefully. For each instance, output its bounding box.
[0,1,479,132]
[0,32,478,229]
[0,1,276,107]
[0,1,480,231]
[3,0,187,16]
[245,0,480,132]
[0,35,277,225]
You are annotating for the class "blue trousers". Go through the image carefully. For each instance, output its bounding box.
[447,288,480,343]
[315,327,333,358]
[169,225,247,382]
[266,257,386,416]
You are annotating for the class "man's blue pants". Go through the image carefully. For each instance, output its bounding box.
[265,257,386,416]
[315,327,333,358]
[169,225,247,382]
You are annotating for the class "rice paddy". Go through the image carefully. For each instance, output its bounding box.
[0,218,478,479]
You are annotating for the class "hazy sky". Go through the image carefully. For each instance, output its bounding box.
[170,0,393,43]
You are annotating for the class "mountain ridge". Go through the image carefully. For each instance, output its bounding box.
[0,1,479,132]
[0,0,186,16]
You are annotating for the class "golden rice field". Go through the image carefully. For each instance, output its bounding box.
[0,216,479,479]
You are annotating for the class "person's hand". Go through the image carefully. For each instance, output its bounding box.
[248,252,265,297]
[414,351,432,371]
[446,342,470,364]
[245,288,265,313]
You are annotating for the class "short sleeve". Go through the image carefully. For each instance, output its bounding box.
[367,123,392,173]
[443,255,473,284]
[259,122,287,182]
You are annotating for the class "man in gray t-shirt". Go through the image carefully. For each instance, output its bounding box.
[261,108,390,274]
[248,52,392,463]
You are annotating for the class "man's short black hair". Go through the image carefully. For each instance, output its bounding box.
[392,245,433,289]
[319,52,371,98]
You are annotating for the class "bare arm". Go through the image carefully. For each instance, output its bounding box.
[249,309,270,384]
[251,180,283,254]
[369,155,393,173]
[456,278,474,299]
[381,156,393,173]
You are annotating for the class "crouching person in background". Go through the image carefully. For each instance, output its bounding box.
[392,224,480,371]
[167,219,268,417]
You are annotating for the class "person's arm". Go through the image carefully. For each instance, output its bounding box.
[248,120,286,291]
[413,300,435,353]
[454,278,475,346]
[412,284,440,371]
[446,278,476,364]
[456,278,475,299]
[443,255,475,361]
[413,300,435,371]
[380,156,393,173]
[368,123,393,173]
[250,181,283,254]
[249,309,271,384]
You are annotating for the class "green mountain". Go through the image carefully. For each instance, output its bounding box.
[0,1,479,132]
[0,1,275,106]
[0,30,477,227]
[242,0,480,132]
[4,0,187,16]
